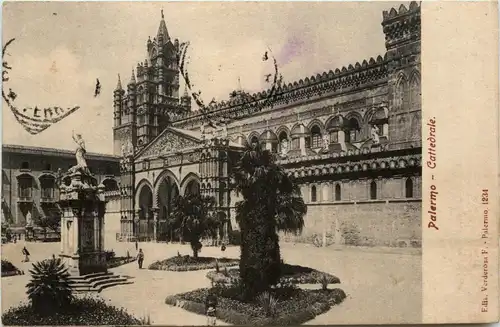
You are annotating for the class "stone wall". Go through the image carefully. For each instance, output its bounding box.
[104,195,121,247]
[280,200,421,247]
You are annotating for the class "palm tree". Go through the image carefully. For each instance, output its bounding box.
[26,258,73,314]
[169,193,222,258]
[232,143,307,299]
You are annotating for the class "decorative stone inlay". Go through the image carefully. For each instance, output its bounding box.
[137,131,200,159]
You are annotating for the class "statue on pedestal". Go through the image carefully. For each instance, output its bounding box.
[68,131,91,175]
[371,125,380,144]
[280,139,289,158]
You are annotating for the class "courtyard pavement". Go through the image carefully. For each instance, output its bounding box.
[1,240,421,325]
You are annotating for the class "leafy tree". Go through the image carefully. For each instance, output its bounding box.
[34,213,60,240]
[169,193,222,258]
[26,258,73,314]
[233,143,307,299]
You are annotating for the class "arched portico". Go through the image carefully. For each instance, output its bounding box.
[135,179,154,241]
[180,173,200,196]
[156,174,180,242]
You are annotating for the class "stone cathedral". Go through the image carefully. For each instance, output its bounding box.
[112,3,422,247]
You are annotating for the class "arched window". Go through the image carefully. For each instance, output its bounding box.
[409,73,421,110]
[370,181,377,200]
[311,185,317,202]
[40,176,55,199]
[396,75,407,111]
[250,136,259,147]
[329,130,338,143]
[278,131,288,153]
[335,183,341,201]
[21,162,30,170]
[18,175,33,198]
[311,125,322,148]
[345,118,360,143]
[405,178,414,198]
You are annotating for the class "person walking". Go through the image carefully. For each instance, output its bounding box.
[22,246,30,262]
[205,289,218,326]
[137,248,144,269]
[135,240,138,251]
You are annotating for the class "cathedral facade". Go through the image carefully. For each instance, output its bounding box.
[113,2,422,247]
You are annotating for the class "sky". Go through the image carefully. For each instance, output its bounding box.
[2,1,406,154]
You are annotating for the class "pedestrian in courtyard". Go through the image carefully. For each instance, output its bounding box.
[137,248,144,269]
[135,240,138,251]
[21,246,30,262]
[205,288,218,326]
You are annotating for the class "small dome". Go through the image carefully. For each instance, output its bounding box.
[290,124,310,138]
[259,130,278,143]
[326,115,345,131]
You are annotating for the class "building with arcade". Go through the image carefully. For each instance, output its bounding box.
[113,2,422,247]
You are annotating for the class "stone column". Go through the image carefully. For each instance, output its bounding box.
[299,136,306,156]
[152,207,159,242]
[383,123,389,137]
[337,130,345,143]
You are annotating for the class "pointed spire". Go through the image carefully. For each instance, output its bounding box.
[237,77,242,91]
[128,69,136,85]
[157,9,170,42]
[115,74,123,91]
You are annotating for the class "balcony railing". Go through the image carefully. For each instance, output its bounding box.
[40,196,56,203]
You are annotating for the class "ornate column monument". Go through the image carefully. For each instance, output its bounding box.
[58,132,107,275]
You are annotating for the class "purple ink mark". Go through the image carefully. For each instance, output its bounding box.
[277,36,306,66]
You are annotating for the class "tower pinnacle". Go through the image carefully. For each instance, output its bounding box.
[128,69,136,85]
[115,74,123,91]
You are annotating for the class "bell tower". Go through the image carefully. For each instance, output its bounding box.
[382,2,421,150]
[113,10,192,153]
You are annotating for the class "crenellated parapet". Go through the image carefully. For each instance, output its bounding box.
[382,2,421,52]
[280,147,422,180]
[172,55,388,128]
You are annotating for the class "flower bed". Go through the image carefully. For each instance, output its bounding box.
[2,297,144,325]
[1,260,23,277]
[165,286,346,325]
[107,256,137,269]
[148,255,239,271]
[207,263,340,286]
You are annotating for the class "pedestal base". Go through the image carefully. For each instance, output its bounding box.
[60,251,107,276]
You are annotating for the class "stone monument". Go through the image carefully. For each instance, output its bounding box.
[58,132,107,275]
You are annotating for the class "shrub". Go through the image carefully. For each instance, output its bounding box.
[104,250,116,261]
[341,221,361,246]
[2,259,18,272]
[165,286,346,325]
[26,258,73,314]
[206,263,340,286]
[148,256,238,271]
[229,230,241,245]
[318,273,329,290]
[256,291,279,317]
[2,297,144,325]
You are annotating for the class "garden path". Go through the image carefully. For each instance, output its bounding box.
[1,241,421,325]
